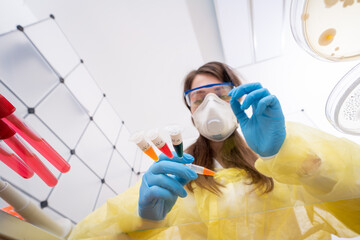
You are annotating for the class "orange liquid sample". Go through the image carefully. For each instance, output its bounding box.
[202,168,215,176]
[144,146,159,161]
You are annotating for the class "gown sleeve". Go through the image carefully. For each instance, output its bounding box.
[255,122,360,234]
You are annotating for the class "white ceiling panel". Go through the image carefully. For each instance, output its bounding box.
[36,85,89,149]
[93,99,122,145]
[0,30,59,107]
[65,64,103,116]
[48,155,101,222]
[25,18,80,77]
[214,0,254,67]
[76,122,113,178]
[252,0,284,62]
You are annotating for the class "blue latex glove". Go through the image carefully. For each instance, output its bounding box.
[138,152,198,220]
[228,82,286,157]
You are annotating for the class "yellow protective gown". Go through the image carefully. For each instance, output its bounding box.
[69,122,360,240]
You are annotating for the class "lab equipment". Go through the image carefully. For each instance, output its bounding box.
[0,179,72,238]
[0,94,70,173]
[184,82,234,108]
[290,0,360,135]
[186,163,215,176]
[134,128,215,175]
[229,83,286,157]
[291,0,360,61]
[138,153,197,220]
[166,125,183,158]
[70,122,360,239]
[147,129,173,158]
[326,63,360,135]
[0,119,58,187]
[130,131,159,161]
[1,205,24,219]
[166,125,215,176]
[0,144,34,179]
[192,93,238,142]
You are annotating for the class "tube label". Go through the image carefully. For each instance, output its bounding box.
[136,139,151,152]
[151,136,165,149]
[170,133,182,146]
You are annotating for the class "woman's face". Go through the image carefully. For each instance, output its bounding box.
[189,74,228,113]
[190,74,223,113]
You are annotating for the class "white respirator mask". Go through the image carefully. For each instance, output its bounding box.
[192,93,238,142]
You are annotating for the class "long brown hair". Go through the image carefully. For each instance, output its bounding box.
[183,62,274,195]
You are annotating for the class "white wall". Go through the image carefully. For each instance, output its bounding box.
[0,0,37,34]
[25,0,204,141]
[186,0,225,63]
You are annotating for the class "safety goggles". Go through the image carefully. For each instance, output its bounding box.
[184,82,235,108]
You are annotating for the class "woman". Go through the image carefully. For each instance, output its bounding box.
[70,62,360,239]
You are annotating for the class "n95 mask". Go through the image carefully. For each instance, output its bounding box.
[192,93,238,142]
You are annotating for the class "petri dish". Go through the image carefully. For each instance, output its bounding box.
[326,63,360,135]
[290,0,360,61]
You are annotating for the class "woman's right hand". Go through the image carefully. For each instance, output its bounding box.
[138,152,198,221]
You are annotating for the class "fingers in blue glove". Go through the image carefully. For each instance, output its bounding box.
[230,97,249,125]
[173,175,192,186]
[256,95,280,115]
[145,173,188,197]
[139,153,198,220]
[150,161,198,183]
[144,185,177,202]
[228,83,264,124]
[240,88,270,110]
[228,82,263,100]
[155,152,198,186]
[139,184,177,208]
[157,152,194,164]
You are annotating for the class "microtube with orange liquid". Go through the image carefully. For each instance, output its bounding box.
[130,132,158,161]
[186,163,215,176]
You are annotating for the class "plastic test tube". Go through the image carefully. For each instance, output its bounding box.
[0,94,70,173]
[0,180,73,238]
[131,132,159,161]
[0,144,34,179]
[186,163,215,176]
[147,129,173,159]
[0,120,58,187]
[166,125,183,158]
[166,125,215,176]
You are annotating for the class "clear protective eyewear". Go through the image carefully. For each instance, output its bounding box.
[184,82,235,108]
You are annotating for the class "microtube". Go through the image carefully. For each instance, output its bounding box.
[166,125,183,158]
[130,131,159,161]
[147,129,173,159]
[186,163,215,176]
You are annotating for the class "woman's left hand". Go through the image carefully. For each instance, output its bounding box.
[228,82,286,158]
